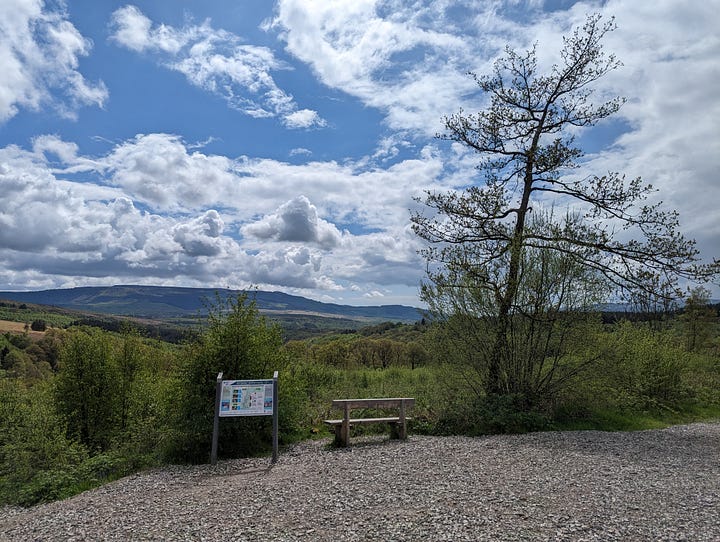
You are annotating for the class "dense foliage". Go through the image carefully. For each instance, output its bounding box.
[166,294,304,462]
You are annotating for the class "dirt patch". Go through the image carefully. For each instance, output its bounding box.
[0,319,46,338]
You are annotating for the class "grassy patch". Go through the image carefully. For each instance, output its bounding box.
[553,403,720,432]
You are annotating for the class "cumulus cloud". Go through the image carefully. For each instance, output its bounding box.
[32,134,80,163]
[172,211,225,257]
[109,4,325,128]
[101,133,240,212]
[590,1,720,259]
[242,196,342,248]
[232,147,446,232]
[0,0,107,122]
[247,246,339,290]
[108,5,186,54]
[0,142,244,285]
[283,109,326,129]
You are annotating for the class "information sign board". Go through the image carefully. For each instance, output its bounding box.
[211,371,279,465]
[219,379,274,417]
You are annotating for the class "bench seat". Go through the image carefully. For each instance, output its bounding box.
[323,417,413,425]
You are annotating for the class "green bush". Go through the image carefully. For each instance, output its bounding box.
[13,451,136,507]
[435,393,552,436]
[54,329,119,451]
[0,379,88,505]
[30,320,47,332]
[552,320,717,428]
[165,294,305,463]
[599,322,692,410]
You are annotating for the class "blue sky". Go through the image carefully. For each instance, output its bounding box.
[1,0,718,306]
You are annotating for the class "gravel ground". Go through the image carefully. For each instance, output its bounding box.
[1,422,719,541]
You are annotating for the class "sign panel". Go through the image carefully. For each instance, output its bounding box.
[219,379,274,417]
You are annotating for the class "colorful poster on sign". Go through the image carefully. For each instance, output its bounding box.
[219,379,274,416]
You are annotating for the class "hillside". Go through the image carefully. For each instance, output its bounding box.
[0,285,423,323]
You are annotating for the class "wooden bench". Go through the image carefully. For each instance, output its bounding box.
[324,398,415,447]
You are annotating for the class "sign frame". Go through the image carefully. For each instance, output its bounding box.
[219,378,274,417]
[210,371,279,465]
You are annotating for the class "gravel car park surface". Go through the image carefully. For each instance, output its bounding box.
[2,422,719,541]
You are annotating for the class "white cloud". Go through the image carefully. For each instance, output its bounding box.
[109,5,186,54]
[247,246,340,290]
[0,0,107,122]
[101,133,241,212]
[582,0,720,262]
[242,195,342,249]
[0,133,438,299]
[270,0,482,135]
[172,211,225,257]
[283,109,327,129]
[32,134,80,163]
[109,4,326,128]
[232,147,447,231]
[0,142,246,285]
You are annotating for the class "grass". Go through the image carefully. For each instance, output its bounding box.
[0,306,78,328]
[553,403,720,432]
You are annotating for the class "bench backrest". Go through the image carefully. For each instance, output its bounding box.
[331,398,415,409]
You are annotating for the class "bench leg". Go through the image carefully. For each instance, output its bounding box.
[390,422,400,440]
[333,424,344,446]
[390,421,407,440]
[341,421,351,447]
[339,405,351,447]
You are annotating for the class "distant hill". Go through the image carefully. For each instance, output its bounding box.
[0,285,423,323]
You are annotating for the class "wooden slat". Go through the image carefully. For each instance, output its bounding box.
[331,398,415,409]
[323,417,413,426]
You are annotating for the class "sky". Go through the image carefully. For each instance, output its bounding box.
[0,0,718,306]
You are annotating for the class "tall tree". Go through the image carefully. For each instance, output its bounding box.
[55,329,118,450]
[412,15,717,403]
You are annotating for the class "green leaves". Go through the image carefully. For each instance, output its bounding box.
[167,293,292,462]
[55,329,118,451]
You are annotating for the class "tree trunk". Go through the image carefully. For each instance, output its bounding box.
[487,117,544,396]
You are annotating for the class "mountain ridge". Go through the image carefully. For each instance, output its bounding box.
[0,285,423,322]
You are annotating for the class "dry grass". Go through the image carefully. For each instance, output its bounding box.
[0,319,46,338]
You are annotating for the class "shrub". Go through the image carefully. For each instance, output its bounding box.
[30,320,47,332]
[606,322,692,409]
[165,294,304,463]
[54,329,119,451]
[0,379,88,506]
[435,393,551,436]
